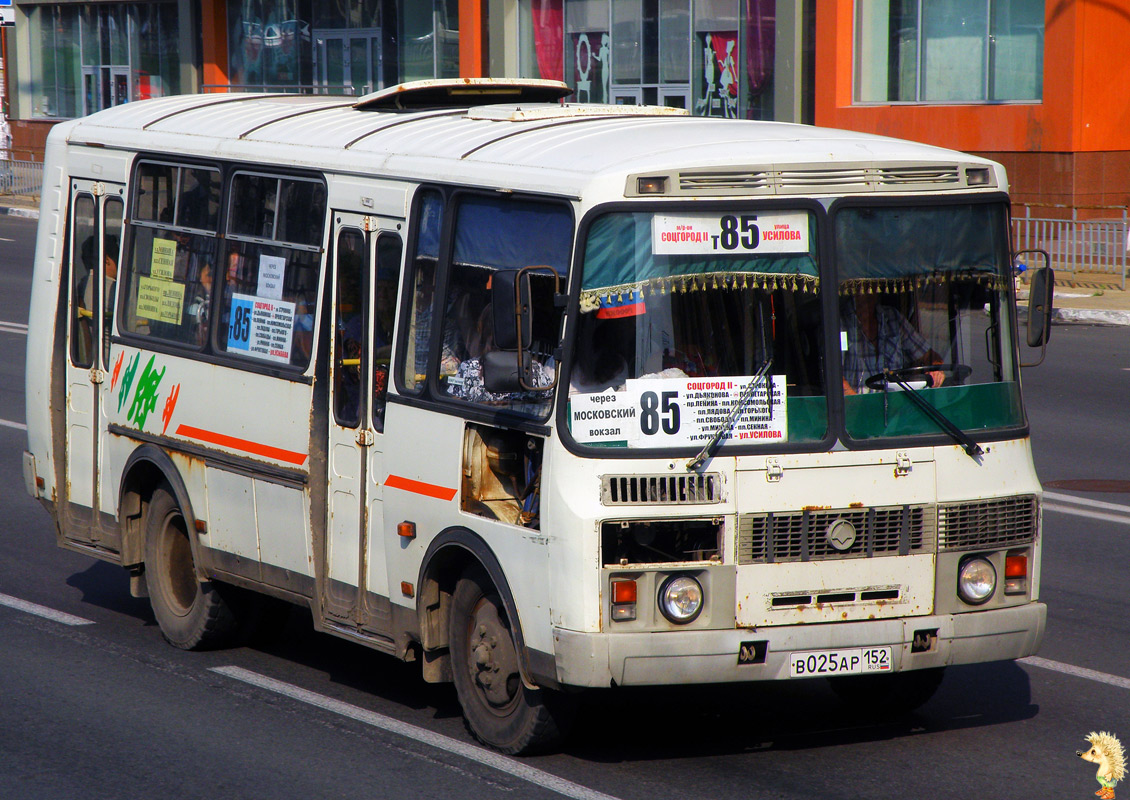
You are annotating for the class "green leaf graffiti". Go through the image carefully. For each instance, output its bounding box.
[127,355,166,429]
[117,352,140,413]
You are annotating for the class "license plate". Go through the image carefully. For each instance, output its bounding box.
[788,646,892,678]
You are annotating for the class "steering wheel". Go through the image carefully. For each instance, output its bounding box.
[864,364,972,392]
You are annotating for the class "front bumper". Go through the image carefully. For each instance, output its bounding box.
[552,602,1046,688]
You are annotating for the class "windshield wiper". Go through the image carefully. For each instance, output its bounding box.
[687,359,773,472]
[876,371,984,460]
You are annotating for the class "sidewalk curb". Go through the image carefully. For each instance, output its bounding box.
[1018,305,1130,327]
[1052,308,1130,326]
[2,205,39,220]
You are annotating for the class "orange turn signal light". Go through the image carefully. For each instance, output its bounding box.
[612,579,637,605]
[1005,554,1027,578]
[397,521,416,539]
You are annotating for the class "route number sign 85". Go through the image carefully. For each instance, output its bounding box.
[652,211,810,257]
[640,390,680,435]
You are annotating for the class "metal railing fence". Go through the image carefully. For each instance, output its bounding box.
[0,160,44,198]
[1013,206,1129,289]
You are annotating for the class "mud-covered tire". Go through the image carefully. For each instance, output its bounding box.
[828,667,945,716]
[448,566,574,754]
[144,484,239,650]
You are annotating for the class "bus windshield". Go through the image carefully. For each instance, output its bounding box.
[835,202,1023,442]
[567,208,827,450]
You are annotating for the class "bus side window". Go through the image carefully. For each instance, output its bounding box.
[372,233,403,433]
[69,194,97,369]
[400,189,443,394]
[218,172,325,370]
[120,161,220,350]
[333,230,367,429]
[439,194,570,414]
[101,197,123,365]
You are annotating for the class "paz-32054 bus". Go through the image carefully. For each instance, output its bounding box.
[24,79,1053,754]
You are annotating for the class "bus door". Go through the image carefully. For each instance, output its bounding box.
[323,214,403,635]
[63,180,124,548]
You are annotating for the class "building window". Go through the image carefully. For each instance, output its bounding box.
[552,0,778,118]
[855,0,1044,104]
[227,0,314,91]
[518,0,565,81]
[27,3,182,119]
[400,0,459,82]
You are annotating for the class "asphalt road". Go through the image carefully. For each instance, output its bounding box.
[1,212,1128,799]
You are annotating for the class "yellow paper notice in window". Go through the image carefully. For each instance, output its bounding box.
[136,276,185,325]
[151,238,177,281]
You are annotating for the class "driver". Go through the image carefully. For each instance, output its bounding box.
[841,292,946,395]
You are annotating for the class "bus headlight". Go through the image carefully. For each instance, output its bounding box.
[658,574,703,624]
[957,557,997,605]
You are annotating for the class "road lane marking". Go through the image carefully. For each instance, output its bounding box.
[1021,656,1130,692]
[1044,491,1130,514]
[1043,504,1130,526]
[0,418,27,431]
[0,320,28,335]
[1043,491,1130,526]
[0,592,95,626]
[211,665,621,800]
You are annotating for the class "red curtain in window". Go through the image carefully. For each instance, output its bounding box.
[532,0,564,82]
[745,0,775,96]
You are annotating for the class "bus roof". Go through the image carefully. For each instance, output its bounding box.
[59,90,1003,200]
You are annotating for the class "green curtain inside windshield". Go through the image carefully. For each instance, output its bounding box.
[836,204,1004,291]
[581,213,818,310]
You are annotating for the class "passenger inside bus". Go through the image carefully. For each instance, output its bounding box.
[185,262,212,346]
[74,234,119,362]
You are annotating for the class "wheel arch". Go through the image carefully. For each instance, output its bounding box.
[117,444,197,570]
[416,526,538,690]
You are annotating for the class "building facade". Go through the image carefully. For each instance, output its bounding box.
[3,1,1126,215]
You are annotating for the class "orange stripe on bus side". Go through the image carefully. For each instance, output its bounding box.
[384,474,458,501]
[175,424,309,466]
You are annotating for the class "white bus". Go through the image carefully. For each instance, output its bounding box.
[24,79,1054,754]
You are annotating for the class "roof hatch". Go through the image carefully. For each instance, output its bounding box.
[353,78,573,111]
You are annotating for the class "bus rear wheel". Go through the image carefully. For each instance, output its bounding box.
[144,484,239,650]
[448,566,573,754]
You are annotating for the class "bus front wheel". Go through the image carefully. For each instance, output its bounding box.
[448,566,573,754]
[144,484,239,650]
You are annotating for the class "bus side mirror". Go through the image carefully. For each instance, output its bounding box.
[1016,248,1053,368]
[482,349,532,394]
[489,267,560,392]
[490,269,531,351]
[1026,266,1054,347]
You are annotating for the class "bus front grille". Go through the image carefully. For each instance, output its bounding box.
[938,495,1039,552]
[601,473,722,506]
[737,505,935,564]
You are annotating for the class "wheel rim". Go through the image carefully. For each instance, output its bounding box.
[157,510,198,617]
[465,593,522,716]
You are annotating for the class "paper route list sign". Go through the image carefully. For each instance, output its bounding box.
[570,375,787,447]
[226,292,296,365]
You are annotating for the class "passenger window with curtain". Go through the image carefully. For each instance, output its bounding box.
[437,194,572,418]
[217,172,327,370]
[120,162,220,349]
